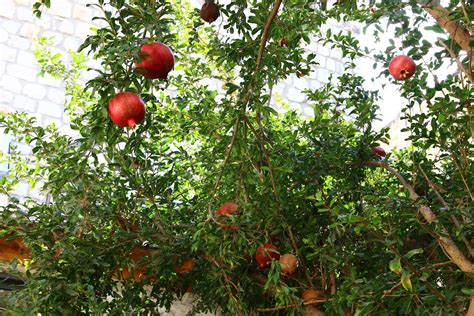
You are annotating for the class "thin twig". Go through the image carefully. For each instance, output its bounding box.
[206,117,241,224]
[255,0,283,72]
[418,165,473,256]
[451,154,474,202]
[254,298,327,312]
[287,225,314,287]
[244,116,279,201]
[438,39,474,84]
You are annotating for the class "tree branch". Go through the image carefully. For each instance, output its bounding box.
[438,39,474,84]
[361,161,474,274]
[418,165,473,256]
[254,299,327,312]
[255,0,283,72]
[423,1,473,54]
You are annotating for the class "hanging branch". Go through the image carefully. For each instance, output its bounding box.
[254,298,327,313]
[255,0,283,72]
[438,39,474,85]
[418,165,473,256]
[361,161,474,274]
[422,1,473,54]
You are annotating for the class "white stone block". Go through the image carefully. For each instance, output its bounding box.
[0,0,15,19]
[7,35,30,50]
[0,75,22,93]
[75,21,94,38]
[43,117,63,128]
[19,23,41,39]
[13,95,36,112]
[15,0,31,5]
[0,194,8,207]
[302,105,314,117]
[50,1,72,18]
[0,89,14,103]
[7,64,38,82]
[317,68,330,82]
[1,20,21,34]
[12,181,29,197]
[287,87,306,103]
[0,27,8,42]
[34,14,51,29]
[16,50,37,66]
[38,100,62,118]
[317,44,330,57]
[23,83,47,100]
[326,58,336,72]
[58,19,75,35]
[38,74,61,87]
[294,78,309,91]
[73,5,92,22]
[16,6,35,22]
[14,142,32,155]
[310,79,322,90]
[315,54,326,68]
[0,61,5,74]
[63,37,81,51]
[47,88,65,104]
[331,47,343,60]
[0,44,17,62]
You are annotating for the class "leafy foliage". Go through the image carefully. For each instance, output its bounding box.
[1,0,473,314]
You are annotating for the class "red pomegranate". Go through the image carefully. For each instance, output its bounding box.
[370,146,386,157]
[135,42,174,79]
[216,201,239,231]
[175,259,194,274]
[200,1,220,23]
[108,92,145,128]
[279,254,298,275]
[255,243,280,268]
[217,202,238,216]
[388,55,416,80]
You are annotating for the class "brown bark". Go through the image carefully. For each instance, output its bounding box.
[423,1,473,53]
[362,161,474,274]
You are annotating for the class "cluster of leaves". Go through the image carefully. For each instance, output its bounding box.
[1,0,473,314]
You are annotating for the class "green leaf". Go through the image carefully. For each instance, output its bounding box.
[401,271,413,292]
[405,248,423,259]
[389,257,402,275]
[461,288,474,296]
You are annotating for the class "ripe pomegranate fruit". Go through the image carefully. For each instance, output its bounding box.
[279,254,298,275]
[217,202,238,216]
[255,243,280,268]
[370,146,386,157]
[200,1,220,23]
[301,288,325,304]
[108,92,145,128]
[175,259,194,274]
[388,55,416,80]
[135,42,174,79]
[216,201,238,231]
